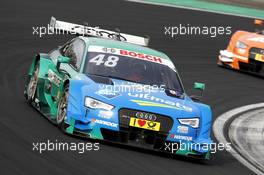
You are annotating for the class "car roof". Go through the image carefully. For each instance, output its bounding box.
[79,36,171,61]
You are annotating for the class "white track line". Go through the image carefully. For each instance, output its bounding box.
[126,0,263,19]
[213,103,264,175]
[229,109,264,172]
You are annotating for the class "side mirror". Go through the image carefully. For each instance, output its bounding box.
[254,19,263,26]
[194,82,205,91]
[254,19,263,33]
[57,56,70,70]
[190,82,205,101]
[58,56,70,63]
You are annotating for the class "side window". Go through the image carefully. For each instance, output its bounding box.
[62,39,85,70]
[49,49,61,61]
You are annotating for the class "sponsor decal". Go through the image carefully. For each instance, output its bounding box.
[177,126,189,134]
[95,89,120,99]
[120,114,130,119]
[98,111,113,119]
[128,93,193,112]
[91,118,118,128]
[70,26,127,42]
[119,49,162,64]
[247,37,264,43]
[169,134,193,141]
[47,69,61,86]
[88,46,174,67]
[255,54,264,62]
[102,47,116,53]
[129,117,160,131]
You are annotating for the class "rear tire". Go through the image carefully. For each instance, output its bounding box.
[26,61,39,103]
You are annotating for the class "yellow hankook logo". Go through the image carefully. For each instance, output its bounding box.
[129,117,160,131]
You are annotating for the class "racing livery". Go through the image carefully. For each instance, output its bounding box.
[218,19,264,74]
[25,17,212,159]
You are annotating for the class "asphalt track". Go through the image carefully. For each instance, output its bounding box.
[0,0,264,175]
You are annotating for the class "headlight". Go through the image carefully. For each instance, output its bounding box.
[178,118,199,128]
[85,97,114,111]
[235,41,248,49]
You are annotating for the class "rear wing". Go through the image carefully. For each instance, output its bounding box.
[49,17,149,46]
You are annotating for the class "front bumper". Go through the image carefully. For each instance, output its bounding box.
[218,50,264,74]
[218,50,249,68]
[63,115,211,159]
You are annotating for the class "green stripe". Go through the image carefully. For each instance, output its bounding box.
[142,0,264,19]
[131,99,181,109]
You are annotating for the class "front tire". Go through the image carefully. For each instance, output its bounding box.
[56,85,69,129]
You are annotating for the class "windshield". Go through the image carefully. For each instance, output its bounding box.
[83,51,184,93]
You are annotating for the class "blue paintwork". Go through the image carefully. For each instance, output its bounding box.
[65,73,212,155]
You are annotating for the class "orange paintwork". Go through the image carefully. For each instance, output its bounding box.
[219,30,264,70]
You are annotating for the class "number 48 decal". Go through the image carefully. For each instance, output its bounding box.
[89,54,119,67]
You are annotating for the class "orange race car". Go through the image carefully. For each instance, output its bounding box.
[218,19,264,74]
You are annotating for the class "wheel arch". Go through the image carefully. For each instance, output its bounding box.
[63,79,70,88]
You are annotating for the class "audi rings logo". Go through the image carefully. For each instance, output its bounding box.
[135,112,157,121]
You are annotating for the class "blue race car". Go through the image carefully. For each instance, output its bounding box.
[25,17,212,159]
